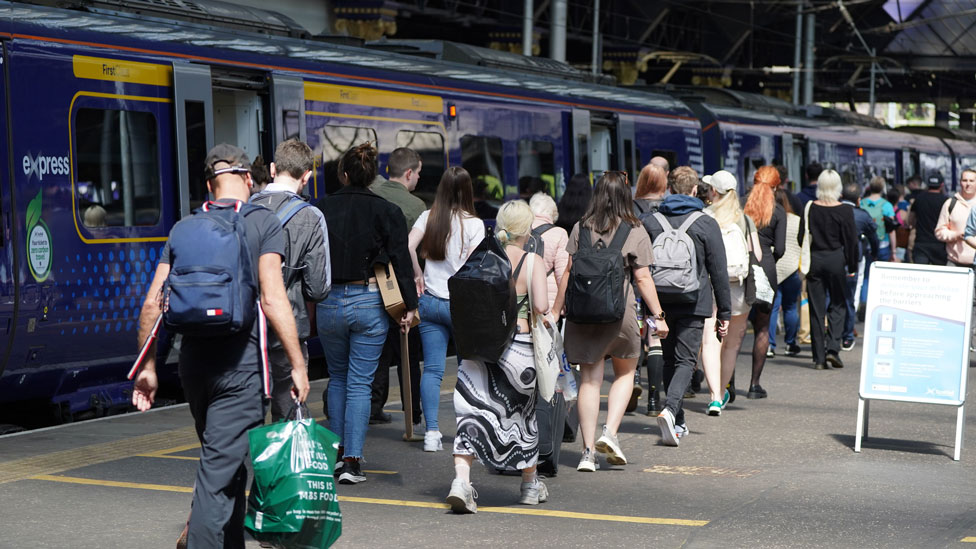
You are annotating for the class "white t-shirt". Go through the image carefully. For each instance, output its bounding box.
[412,210,485,299]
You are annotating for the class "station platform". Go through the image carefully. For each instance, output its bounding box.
[4,336,976,548]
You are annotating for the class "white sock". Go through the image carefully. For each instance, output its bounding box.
[521,470,537,484]
[455,461,471,483]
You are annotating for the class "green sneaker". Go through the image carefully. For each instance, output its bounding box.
[707,400,722,416]
[722,389,731,409]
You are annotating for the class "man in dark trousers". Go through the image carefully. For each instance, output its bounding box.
[368,147,425,425]
[641,166,731,446]
[132,144,309,548]
[250,138,331,422]
[910,173,949,266]
[840,183,879,352]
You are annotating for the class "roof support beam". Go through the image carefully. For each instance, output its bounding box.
[639,8,669,44]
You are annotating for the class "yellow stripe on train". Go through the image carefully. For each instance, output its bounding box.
[305,81,443,114]
[72,55,173,87]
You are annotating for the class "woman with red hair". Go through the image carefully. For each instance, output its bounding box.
[741,166,787,399]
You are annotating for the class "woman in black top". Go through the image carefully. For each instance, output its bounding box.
[798,169,859,369]
[316,143,418,484]
[742,166,787,399]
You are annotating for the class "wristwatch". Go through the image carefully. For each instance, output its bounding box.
[653,311,666,321]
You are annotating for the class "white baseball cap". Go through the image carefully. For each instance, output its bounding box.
[702,170,737,194]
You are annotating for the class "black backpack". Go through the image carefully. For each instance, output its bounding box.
[565,224,631,324]
[449,227,527,363]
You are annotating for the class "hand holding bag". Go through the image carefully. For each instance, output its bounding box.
[799,201,813,275]
[526,250,561,403]
[744,221,775,306]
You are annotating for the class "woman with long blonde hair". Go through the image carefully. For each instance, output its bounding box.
[699,170,761,414]
[740,166,786,399]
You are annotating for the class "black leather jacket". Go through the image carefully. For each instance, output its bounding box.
[316,186,418,310]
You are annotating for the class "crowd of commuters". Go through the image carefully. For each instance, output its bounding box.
[134,135,976,542]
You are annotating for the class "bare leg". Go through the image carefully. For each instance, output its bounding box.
[577,361,604,451]
[721,314,749,390]
[702,313,722,402]
[453,454,474,482]
[604,357,638,436]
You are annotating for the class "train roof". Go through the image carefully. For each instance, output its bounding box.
[1,1,696,119]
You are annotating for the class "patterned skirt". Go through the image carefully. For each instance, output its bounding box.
[453,334,539,470]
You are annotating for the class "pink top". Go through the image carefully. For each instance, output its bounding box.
[532,214,570,309]
[935,192,976,266]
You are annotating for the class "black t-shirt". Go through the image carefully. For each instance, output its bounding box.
[161,201,285,372]
[912,191,947,246]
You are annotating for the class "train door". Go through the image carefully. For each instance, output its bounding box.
[901,147,920,183]
[270,74,306,145]
[571,108,590,177]
[590,112,617,180]
[0,42,14,377]
[782,133,806,193]
[173,63,214,218]
[617,116,637,187]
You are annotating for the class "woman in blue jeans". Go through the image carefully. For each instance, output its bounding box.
[769,188,803,356]
[317,143,417,485]
[408,167,485,451]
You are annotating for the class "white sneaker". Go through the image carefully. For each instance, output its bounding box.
[594,425,627,465]
[657,408,679,447]
[576,448,600,472]
[424,430,443,452]
[446,479,478,514]
[518,478,549,505]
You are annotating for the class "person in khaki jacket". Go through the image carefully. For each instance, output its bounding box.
[935,169,976,267]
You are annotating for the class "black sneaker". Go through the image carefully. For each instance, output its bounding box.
[841,339,855,352]
[825,353,845,369]
[338,459,366,484]
[369,411,392,424]
[785,344,801,357]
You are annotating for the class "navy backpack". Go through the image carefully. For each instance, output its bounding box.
[162,200,262,337]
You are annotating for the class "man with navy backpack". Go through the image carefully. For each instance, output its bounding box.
[132,144,309,548]
[250,138,331,422]
[641,166,731,446]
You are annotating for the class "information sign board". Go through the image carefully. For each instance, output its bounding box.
[855,262,973,460]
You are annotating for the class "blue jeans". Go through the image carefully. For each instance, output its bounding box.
[769,270,801,350]
[860,245,890,304]
[318,284,388,459]
[418,292,452,432]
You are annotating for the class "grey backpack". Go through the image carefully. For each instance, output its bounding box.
[650,211,703,304]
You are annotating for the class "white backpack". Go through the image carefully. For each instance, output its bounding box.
[721,221,750,283]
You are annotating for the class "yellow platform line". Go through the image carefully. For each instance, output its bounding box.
[0,427,200,485]
[962,537,976,542]
[31,474,706,527]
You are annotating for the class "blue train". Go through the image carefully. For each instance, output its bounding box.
[0,1,970,425]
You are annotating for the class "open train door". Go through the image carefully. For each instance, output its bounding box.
[173,62,214,218]
[270,74,306,147]
[0,42,16,378]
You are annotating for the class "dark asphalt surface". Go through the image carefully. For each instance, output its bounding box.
[3,331,976,548]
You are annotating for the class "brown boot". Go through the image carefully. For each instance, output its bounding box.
[176,523,188,549]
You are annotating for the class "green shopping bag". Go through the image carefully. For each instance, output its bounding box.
[245,409,342,548]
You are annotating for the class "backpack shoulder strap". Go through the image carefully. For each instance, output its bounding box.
[676,211,704,234]
[949,196,958,215]
[652,212,671,233]
[532,223,555,237]
[578,226,593,250]
[607,222,632,251]
[512,250,528,280]
[275,196,311,227]
[634,200,646,215]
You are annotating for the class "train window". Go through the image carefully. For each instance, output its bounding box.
[74,108,160,227]
[651,150,676,172]
[395,130,445,205]
[318,125,377,195]
[517,140,555,197]
[460,135,504,200]
[282,110,301,142]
